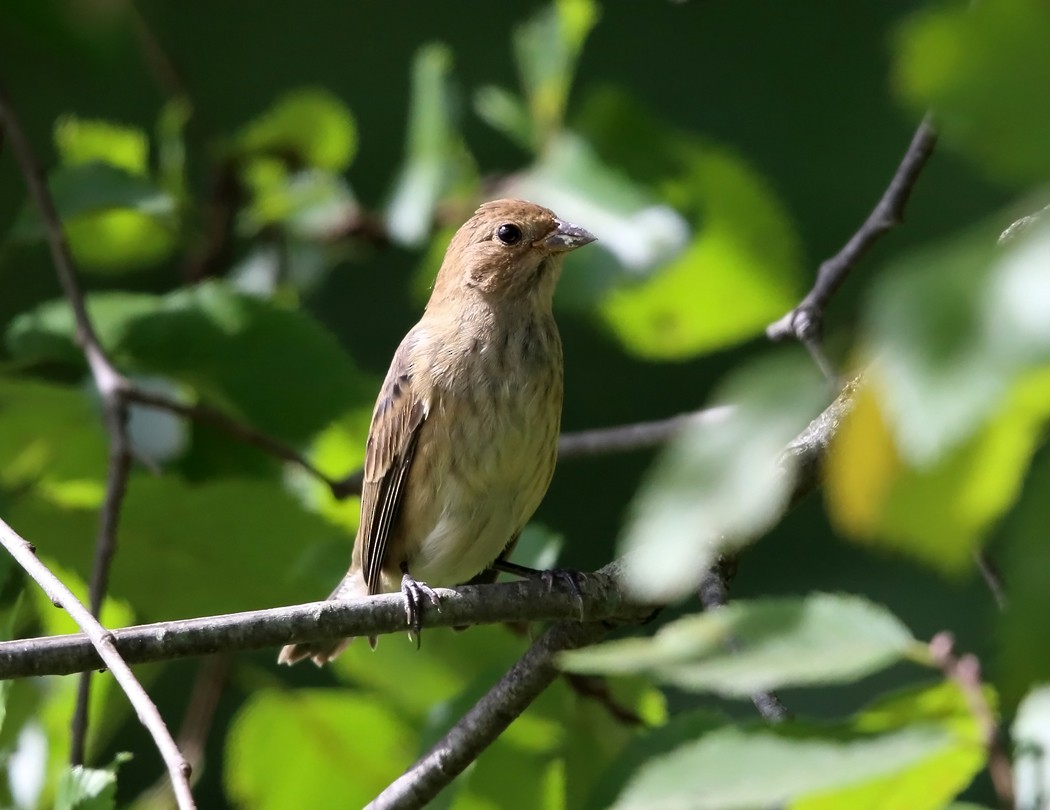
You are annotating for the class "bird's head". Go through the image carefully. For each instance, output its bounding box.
[431,199,596,306]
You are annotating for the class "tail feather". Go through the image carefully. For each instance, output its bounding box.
[278,571,371,667]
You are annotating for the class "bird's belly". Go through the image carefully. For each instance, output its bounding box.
[402,395,558,586]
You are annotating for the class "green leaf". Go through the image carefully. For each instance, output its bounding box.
[234,88,357,171]
[10,162,175,238]
[386,43,467,247]
[562,594,917,695]
[238,158,358,239]
[8,161,177,274]
[576,89,804,358]
[474,85,535,151]
[53,116,147,175]
[619,351,828,602]
[226,690,415,810]
[611,683,982,810]
[827,220,1050,573]
[7,281,368,441]
[584,711,725,810]
[156,97,192,198]
[894,0,1050,183]
[999,455,1050,705]
[55,752,131,810]
[0,376,107,488]
[10,474,343,619]
[864,224,1005,465]
[508,132,690,310]
[513,0,598,146]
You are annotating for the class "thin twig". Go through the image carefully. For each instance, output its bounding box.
[368,620,611,810]
[697,559,789,723]
[0,518,196,808]
[929,632,1014,809]
[125,380,734,502]
[122,386,363,499]
[767,116,938,376]
[0,75,140,766]
[557,406,734,459]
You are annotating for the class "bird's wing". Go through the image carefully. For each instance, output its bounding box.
[359,345,428,596]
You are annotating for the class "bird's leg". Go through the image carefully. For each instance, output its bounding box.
[400,562,441,646]
[492,559,586,615]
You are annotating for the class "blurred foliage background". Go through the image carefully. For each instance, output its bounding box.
[1,0,1048,807]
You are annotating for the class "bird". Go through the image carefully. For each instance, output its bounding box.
[279,199,596,666]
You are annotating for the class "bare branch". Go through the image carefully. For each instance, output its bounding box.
[0,75,141,767]
[122,386,362,499]
[0,518,195,808]
[368,620,611,810]
[0,564,644,679]
[929,632,1014,809]
[558,406,734,459]
[767,116,938,375]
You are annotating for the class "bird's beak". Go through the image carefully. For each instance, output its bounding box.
[543,219,597,252]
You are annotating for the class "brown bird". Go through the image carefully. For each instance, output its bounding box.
[279,199,596,665]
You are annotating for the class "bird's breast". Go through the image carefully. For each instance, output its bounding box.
[399,313,563,585]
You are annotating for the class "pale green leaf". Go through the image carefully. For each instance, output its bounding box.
[562,594,917,695]
[620,351,827,602]
[6,281,368,441]
[55,752,131,810]
[226,690,414,810]
[54,116,148,174]
[894,0,1050,183]
[386,43,465,247]
[235,88,357,171]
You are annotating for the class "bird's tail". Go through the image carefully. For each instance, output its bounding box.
[277,571,371,667]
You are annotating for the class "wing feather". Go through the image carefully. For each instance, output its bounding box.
[359,347,428,595]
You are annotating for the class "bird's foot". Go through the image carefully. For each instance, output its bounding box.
[401,570,441,646]
[493,560,586,618]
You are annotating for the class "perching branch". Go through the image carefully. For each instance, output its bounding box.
[766,116,937,377]
[0,563,644,679]
[0,76,143,769]
[0,518,196,808]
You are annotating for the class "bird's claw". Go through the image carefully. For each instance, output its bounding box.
[540,568,586,618]
[401,573,441,647]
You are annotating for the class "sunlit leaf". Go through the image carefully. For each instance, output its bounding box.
[828,365,1050,575]
[226,690,414,810]
[620,351,828,602]
[576,89,803,358]
[239,158,358,239]
[54,116,147,175]
[386,43,468,247]
[7,281,368,441]
[55,753,131,810]
[8,160,177,273]
[513,0,598,147]
[562,594,918,695]
[612,683,982,810]
[1012,685,1050,810]
[234,88,357,171]
[797,682,985,810]
[585,711,726,810]
[10,475,342,619]
[0,376,107,488]
[894,0,1050,183]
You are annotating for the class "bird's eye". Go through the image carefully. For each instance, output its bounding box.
[496,223,522,245]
